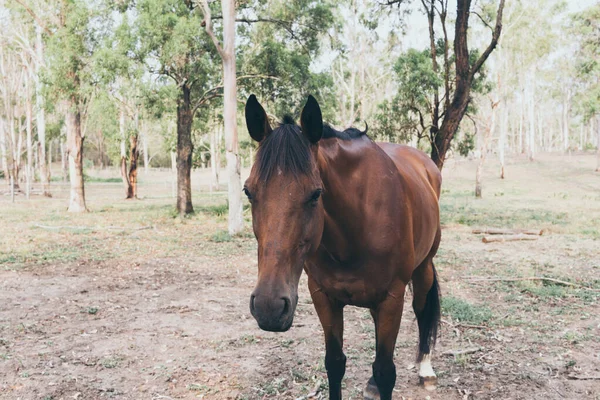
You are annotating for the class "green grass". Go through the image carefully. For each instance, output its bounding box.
[210,230,233,242]
[83,174,122,183]
[441,296,493,325]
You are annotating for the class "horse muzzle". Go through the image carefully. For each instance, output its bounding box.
[250,291,298,332]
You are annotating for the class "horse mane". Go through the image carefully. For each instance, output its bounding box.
[254,117,369,181]
[322,123,368,140]
[255,117,312,182]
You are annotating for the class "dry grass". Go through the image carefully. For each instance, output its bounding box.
[0,153,599,399]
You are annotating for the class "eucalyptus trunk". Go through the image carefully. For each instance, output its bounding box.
[563,89,570,152]
[476,102,498,198]
[61,140,68,182]
[66,99,87,212]
[127,112,139,199]
[222,0,243,234]
[26,77,33,199]
[596,115,600,172]
[499,103,507,179]
[176,84,193,215]
[142,124,149,174]
[119,107,133,198]
[36,24,50,197]
[1,118,8,184]
[527,78,535,161]
[210,128,219,191]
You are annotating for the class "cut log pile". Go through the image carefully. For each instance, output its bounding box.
[472,228,544,243]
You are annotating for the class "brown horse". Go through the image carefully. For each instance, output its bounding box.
[244,94,442,400]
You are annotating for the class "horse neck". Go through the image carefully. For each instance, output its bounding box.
[316,136,383,258]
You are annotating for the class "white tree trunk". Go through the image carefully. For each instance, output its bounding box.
[476,101,498,198]
[563,89,570,151]
[210,128,219,191]
[142,122,149,174]
[518,94,524,154]
[527,77,535,161]
[61,140,68,182]
[36,24,49,196]
[66,103,87,212]
[119,107,130,194]
[221,0,243,234]
[590,117,594,149]
[596,115,600,172]
[26,76,33,199]
[170,150,176,198]
[499,97,507,179]
[0,117,8,183]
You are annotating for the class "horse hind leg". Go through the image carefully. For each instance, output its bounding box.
[411,256,441,391]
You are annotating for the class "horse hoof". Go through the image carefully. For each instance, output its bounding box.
[419,375,437,391]
[363,377,380,400]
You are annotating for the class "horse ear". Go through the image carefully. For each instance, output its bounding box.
[245,94,272,142]
[300,95,323,144]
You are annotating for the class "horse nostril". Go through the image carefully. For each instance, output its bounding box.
[281,297,291,318]
[250,294,256,313]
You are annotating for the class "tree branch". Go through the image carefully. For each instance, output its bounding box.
[13,0,52,36]
[196,0,225,57]
[191,74,279,114]
[470,0,505,80]
[472,10,493,32]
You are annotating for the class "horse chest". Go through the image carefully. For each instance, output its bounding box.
[305,258,398,307]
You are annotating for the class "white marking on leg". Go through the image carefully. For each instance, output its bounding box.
[419,354,436,378]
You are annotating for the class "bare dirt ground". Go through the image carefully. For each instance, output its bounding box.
[1,154,599,400]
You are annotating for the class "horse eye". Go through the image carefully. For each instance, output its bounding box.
[309,189,322,203]
[243,188,253,200]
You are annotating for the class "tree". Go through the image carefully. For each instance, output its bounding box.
[571,3,600,171]
[94,12,144,199]
[385,0,505,169]
[200,0,243,234]
[135,0,221,215]
[36,0,106,212]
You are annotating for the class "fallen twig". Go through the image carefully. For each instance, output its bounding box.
[465,276,600,292]
[473,228,543,236]
[33,224,153,232]
[33,224,91,230]
[482,234,539,243]
[567,375,600,380]
[441,319,487,329]
[442,347,483,356]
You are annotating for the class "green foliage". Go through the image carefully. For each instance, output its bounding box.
[441,296,493,325]
[237,1,337,120]
[44,0,109,105]
[381,42,491,147]
[456,135,474,157]
[571,3,600,119]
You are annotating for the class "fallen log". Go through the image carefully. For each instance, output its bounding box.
[482,234,539,243]
[473,228,543,235]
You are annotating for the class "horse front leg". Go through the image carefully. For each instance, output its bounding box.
[308,277,346,400]
[367,280,406,400]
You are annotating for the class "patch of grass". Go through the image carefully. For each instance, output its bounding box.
[198,203,229,217]
[84,174,122,183]
[84,307,99,315]
[101,356,123,369]
[187,383,208,391]
[258,377,287,396]
[520,282,566,298]
[210,230,232,242]
[441,296,493,325]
